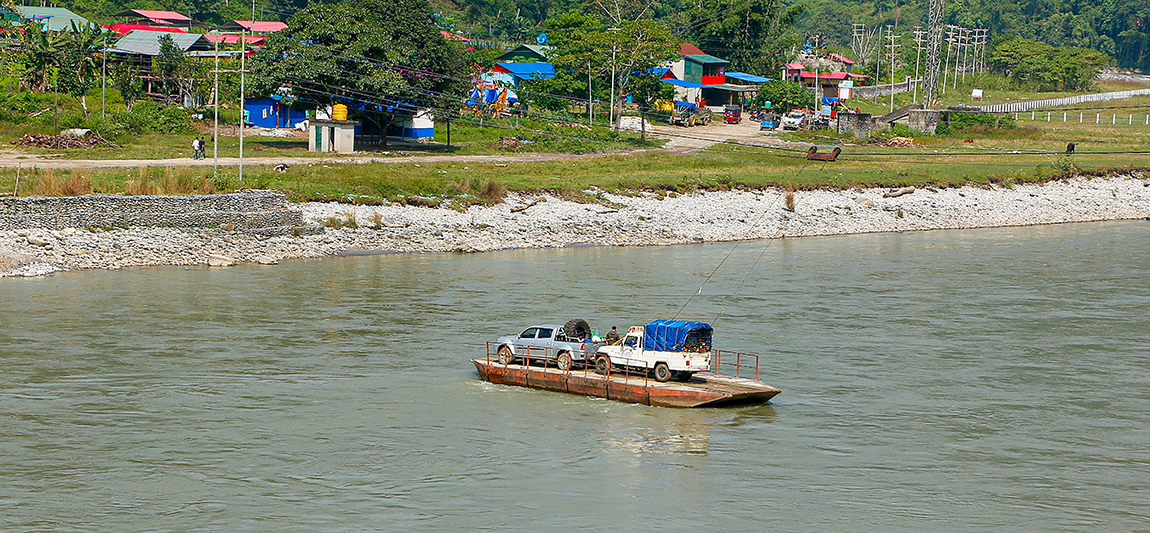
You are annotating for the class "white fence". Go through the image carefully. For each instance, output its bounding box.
[971,89,1150,113]
[1010,110,1150,126]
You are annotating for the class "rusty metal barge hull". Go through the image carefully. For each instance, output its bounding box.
[472,359,781,408]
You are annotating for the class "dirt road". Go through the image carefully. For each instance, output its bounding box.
[0,117,787,169]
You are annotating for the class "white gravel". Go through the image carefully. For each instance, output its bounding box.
[3,174,1148,277]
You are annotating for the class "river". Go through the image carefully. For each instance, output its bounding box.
[2,221,1149,532]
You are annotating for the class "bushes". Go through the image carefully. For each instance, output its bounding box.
[937,112,1017,135]
[0,89,193,137]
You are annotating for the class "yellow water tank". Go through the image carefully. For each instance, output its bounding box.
[332,104,348,121]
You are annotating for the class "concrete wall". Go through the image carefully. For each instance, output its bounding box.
[851,79,919,100]
[0,192,306,232]
[906,109,941,135]
[837,112,874,138]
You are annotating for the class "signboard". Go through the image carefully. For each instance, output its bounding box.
[972,89,984,98]
[838,80,854,88]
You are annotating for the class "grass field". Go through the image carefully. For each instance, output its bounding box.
[1,81,1147,205]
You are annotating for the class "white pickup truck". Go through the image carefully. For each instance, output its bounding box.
[593,319,712,382]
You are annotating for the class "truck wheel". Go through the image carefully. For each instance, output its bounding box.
[497,345,513,365]
[563,319,591,340]
[653,363,672,382]
[556,351,572,371]
[594,355,610,375]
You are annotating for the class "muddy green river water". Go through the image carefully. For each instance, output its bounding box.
[3,221,1149,532]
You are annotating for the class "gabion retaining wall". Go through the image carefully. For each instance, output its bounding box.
[0,192,305,232]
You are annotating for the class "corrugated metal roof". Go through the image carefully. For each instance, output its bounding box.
[494,62,555,80]
[12,6,93,32]
[726,72,772,83]
[684,54,728,65]
[661,79,708,88]
[108,30,212,56]
[233,20,287,32]
[115,9,192,22]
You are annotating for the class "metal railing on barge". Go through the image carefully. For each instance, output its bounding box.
[483,342,653,386]
[483,342,766,384]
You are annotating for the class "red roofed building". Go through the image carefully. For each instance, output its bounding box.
[218,20,289,33]
[114,9,193,29]
[827,53,856,72]
[103,23,187,36]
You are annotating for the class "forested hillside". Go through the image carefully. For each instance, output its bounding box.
[46,0,1148,71]
[443,0,1147,71]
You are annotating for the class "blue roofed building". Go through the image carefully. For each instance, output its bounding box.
[483,62,555,87]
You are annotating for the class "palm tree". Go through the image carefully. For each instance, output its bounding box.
[56,22,104,115]
[18,20,63,92]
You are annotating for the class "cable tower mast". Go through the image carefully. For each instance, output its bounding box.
[922,0,946,106]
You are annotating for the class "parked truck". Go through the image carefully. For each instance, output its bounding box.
[593,319,712,382]
[494,319,604,371]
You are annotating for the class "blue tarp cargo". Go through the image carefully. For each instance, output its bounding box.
[643,320,713,352]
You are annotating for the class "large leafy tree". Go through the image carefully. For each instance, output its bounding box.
[677,0,805,74]
[541,12,679,126]
[989,36,1110,91]
[253,0,469,140]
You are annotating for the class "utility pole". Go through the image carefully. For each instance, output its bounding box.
[887,29,901,112]
[950,26,965,90]
[101,34,106,118]
[587,60,592,126]
[912,26,925,104]
[943,24,952,93]
[607,27,619,130]
[213,30,220,174]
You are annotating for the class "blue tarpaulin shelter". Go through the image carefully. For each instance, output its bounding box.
[643,320,713,352]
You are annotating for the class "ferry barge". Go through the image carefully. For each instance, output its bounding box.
[476,320,780,408]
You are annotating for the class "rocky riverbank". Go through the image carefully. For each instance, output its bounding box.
[2,174,1148,277]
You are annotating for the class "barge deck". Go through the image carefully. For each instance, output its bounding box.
[473,345,780,408]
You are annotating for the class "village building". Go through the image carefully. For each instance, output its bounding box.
[662,44,769,108]
[113,9,195,30]
[1,6,94,31]
[482,62,555,87]
[104,30,215,101]
[494,44,551,63]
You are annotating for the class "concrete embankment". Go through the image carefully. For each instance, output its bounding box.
[2,174,1148,277]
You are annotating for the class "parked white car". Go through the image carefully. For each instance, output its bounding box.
[781,110,806,130]
[593,320,712,382]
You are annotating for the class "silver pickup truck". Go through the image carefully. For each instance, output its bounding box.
[494,319,605,371]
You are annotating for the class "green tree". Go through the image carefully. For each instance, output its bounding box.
[989,36,1110,91]
[154,34,188,104]
[253,0,469,143]
[111,62,145,113]
[55,22,104,116]
[750,80,813,112]
[544,14,679,127]
[18,21,63,92]
[679,0,805,74]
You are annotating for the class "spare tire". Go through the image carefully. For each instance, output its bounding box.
[564,319,591,341]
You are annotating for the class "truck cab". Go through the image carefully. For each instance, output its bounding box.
[594,320,712,382]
